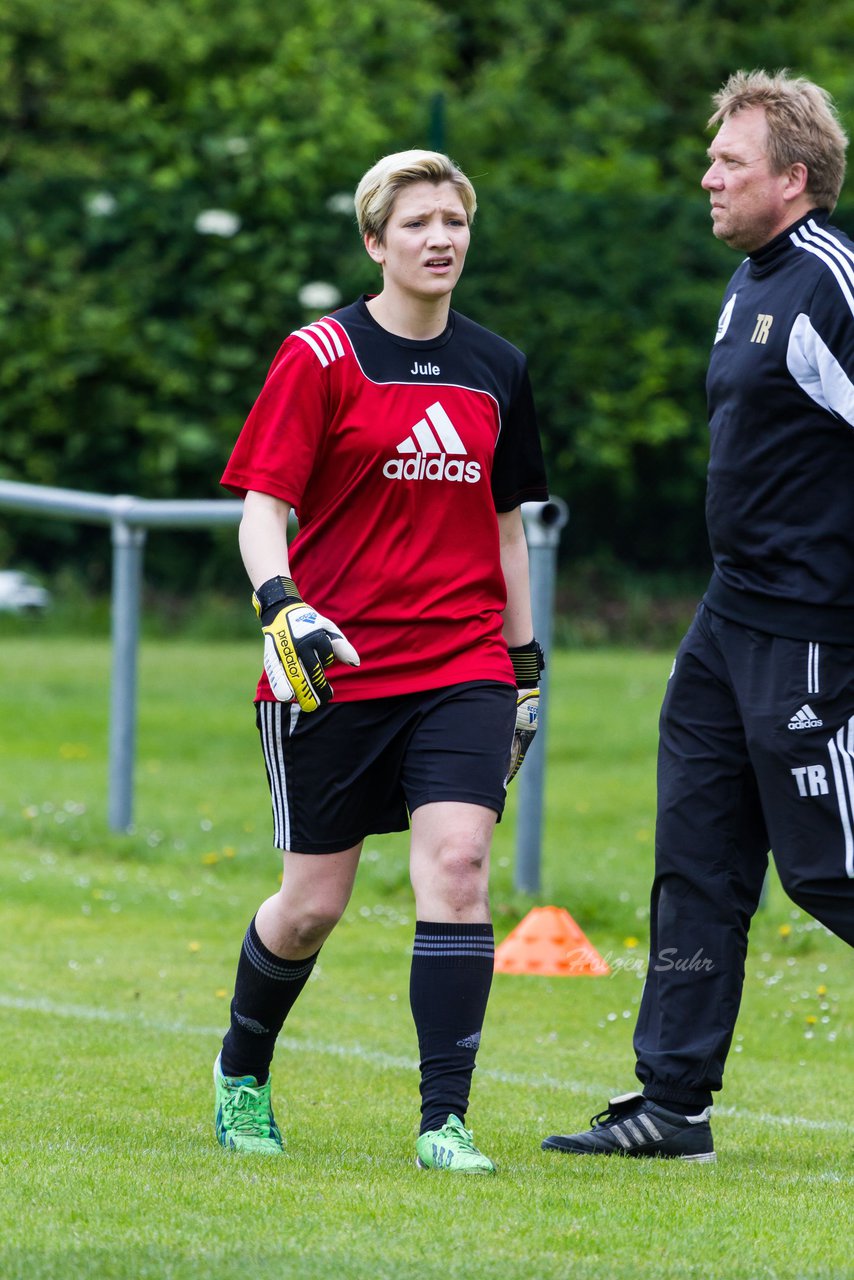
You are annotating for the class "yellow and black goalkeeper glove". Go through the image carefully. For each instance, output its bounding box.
[252,576,360,713]
[506,639,545,784]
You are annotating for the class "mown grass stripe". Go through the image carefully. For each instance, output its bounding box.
[0,992,843,1135]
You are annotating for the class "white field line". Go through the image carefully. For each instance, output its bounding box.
[0,993,846,1135]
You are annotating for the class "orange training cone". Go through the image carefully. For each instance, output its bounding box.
[494,906,611,976]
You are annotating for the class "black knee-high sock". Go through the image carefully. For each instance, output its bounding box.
[220,916,318,1084]
[409,920,494,1134]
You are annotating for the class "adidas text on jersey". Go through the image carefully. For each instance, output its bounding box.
[383,400,482,484]
[383,455,482,483]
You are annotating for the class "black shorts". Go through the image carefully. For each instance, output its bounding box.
[255,681,517,853]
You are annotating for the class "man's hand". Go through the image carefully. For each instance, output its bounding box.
[253,576,359,712]
[506,640,545,785]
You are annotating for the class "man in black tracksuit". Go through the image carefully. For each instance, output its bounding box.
[542,69,854,1162]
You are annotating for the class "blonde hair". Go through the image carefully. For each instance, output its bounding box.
[354,149,477,243]
[709,69,848,211]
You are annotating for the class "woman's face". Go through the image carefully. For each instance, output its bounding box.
[365,180,471,303]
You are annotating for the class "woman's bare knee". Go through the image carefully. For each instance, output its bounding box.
[411,835,492,920]
[256,846,361,956]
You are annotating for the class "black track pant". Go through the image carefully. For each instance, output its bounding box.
[634,603,854,1110]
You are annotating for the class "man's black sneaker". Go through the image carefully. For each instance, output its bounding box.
[541,1092,715,1162]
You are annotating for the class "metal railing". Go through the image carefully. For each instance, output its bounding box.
[0,480,243,831]
[0,479,567,890]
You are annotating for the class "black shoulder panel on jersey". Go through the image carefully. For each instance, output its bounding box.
[330,297,527,406]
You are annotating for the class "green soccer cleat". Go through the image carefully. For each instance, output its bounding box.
[415,1114,496,1174]
[213,1053,284,1155]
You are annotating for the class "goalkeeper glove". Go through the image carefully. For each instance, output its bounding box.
[252,575,359,713]
[506,639,545,785]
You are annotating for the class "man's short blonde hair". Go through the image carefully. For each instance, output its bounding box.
[709,69,848,211]
[355,150,477,243]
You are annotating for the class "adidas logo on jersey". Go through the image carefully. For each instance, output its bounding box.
[382,401,482,484]
[788,704,824,731]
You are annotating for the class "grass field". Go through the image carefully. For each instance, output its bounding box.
[0,637,851,1280]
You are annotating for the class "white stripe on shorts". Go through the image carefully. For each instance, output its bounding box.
[827,715,854,878]
[808,642,820,695]
[258,701,300,849]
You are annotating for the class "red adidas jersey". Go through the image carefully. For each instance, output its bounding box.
[222,296,548,701]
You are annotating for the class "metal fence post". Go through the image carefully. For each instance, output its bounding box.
[108,514,147,831]
[515,498,570,894]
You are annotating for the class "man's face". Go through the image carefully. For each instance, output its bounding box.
[701,106,797,252]
[365,180,470,302]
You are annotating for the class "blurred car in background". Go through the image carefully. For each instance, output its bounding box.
[0,570,51,613]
